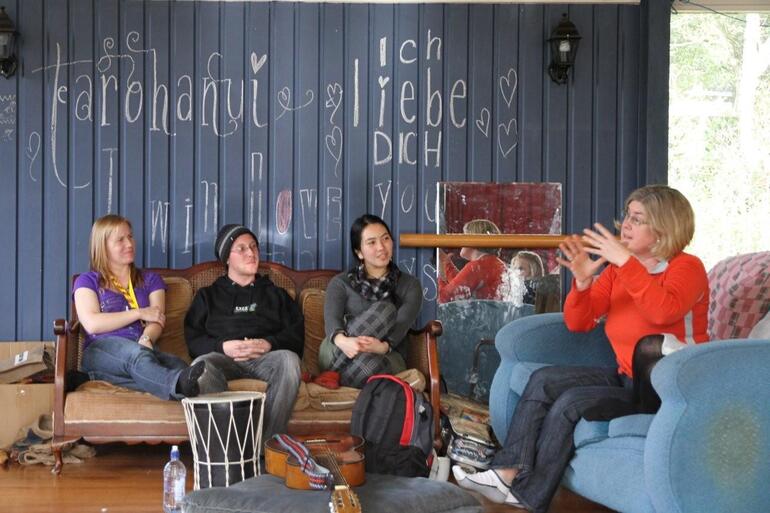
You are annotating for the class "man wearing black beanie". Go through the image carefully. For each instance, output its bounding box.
[183,224,304,439]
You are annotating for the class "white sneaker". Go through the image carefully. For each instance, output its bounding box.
[504,491,526,509]
[452,465,509,504]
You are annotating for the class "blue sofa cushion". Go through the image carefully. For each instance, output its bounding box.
[573,415,653,451]
[182,473,482,513]
[573,419,609,450]
[608,414,654,438]
[565,436,652,513]
[508,362,549,395]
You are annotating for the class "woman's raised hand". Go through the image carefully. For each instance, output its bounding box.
[138,305,166,328]
[581,223,631,267]
[557,235,606,290]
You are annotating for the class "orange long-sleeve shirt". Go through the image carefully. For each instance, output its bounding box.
[439,254,507,303]
[564,252,709,377]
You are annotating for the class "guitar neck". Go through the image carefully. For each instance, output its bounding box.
[317,454,348,488]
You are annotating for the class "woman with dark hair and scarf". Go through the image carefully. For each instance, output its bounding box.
[318,214,422,388]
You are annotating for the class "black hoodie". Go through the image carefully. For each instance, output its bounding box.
[184,275,304,359]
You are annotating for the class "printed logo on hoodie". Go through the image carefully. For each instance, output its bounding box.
[233,303,258,313]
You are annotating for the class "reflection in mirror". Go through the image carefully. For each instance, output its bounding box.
[435,182,563,401]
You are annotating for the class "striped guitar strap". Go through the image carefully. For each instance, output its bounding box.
[271,434,332,490]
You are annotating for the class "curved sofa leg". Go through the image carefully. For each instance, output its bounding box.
[51,436,79,475]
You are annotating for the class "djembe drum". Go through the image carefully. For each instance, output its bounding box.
[182,391,266,489]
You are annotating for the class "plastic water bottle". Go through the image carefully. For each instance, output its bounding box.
[163,445,187,513]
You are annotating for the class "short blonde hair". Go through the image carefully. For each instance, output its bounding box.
[463,219,501,256]
[620,185,695,260]
[89,215,143,288]
[512,251,545,278]
[463,219,501,235]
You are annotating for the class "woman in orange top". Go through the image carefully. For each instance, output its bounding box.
[454,185,709,513]
[438,219,507,302]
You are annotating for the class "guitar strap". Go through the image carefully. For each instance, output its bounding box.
[272,434,331,490]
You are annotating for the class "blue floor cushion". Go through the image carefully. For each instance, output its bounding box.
[182,473,482,513]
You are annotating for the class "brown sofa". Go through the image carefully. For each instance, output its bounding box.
[52,261,442,474]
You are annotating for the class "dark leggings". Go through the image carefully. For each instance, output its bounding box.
[632,335,665,413]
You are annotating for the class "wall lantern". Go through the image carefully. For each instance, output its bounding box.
[547,14,580,85]
[0,6,17,79]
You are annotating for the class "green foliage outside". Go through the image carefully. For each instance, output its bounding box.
[669,12,770,270]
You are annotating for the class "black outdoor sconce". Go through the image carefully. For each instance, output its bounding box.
[547,14,581,85]
[0,6,17,79]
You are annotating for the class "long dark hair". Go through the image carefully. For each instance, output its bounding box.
[349,214,393,261]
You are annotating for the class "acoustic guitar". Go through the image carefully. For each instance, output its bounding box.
[265,434,365,513]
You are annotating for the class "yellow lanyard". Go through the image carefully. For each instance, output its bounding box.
[110,274,139,310]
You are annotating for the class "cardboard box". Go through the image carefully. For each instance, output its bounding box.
[0,383,54,448]
[0,345,53,384]
[0,342,55,448]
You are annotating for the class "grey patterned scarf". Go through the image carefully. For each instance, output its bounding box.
[348,262,401,304]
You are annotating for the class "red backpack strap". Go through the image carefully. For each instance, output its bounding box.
[367,374,414,447]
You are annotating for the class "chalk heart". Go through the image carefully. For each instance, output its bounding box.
[277,87,291,107]
[325,83,343,110]
[499,68,518,108]
[325,125,343,164]
[250,53,267,75]
[378,76,390,88]
[498,119,518,158]
[475,108,490,137]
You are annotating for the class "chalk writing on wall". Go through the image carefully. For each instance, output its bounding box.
[249,152,264,233]
[497,68,519,159]
[19,16,524,305]
[151,200,170,253]
[325,187,342,242]
[29,29,520,191]
[0,93,15,142]
[26,131,41,182]
[325,82,343,175]
[102,148,118,213]
[275,190,292,235]
[200,180,218,234]
[184,198,193,255]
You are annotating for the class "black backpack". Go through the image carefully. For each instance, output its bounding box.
[350,374,434,477]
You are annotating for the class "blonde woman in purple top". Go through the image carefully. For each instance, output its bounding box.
[72,215,204,400]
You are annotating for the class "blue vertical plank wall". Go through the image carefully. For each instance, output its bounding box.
[1,0,668,340]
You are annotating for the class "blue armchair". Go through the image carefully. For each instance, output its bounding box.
[489,313,770,513]
[489,249,770,513]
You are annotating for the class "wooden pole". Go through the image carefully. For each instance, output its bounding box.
[399,233,568,249]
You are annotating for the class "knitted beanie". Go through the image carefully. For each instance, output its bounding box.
[214,224,258,264]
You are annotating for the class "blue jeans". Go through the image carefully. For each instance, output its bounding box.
[192,350,301,439]
[81,336,189,401]
[493,365,635,513]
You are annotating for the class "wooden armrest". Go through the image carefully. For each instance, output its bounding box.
[53,319,81,437]
[406,320,443,450]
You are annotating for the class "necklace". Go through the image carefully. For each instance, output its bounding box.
[109,274,139,310]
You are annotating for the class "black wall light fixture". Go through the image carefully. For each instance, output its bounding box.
[0,6,17,78]
[547,14,581,85]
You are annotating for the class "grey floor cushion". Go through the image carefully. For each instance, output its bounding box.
[182,473,482,513]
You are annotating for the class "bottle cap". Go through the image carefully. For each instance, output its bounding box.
[171,445,180,459]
